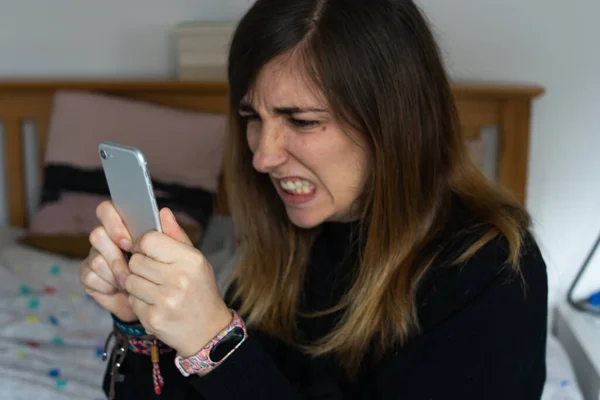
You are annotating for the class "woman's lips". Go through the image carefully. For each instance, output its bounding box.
[275,177,317,205]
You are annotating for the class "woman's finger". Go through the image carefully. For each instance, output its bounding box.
[132,230,191,264]
[81,266,119,294]
[124,274,158,305]
[160,208,192,246]
[96,200,133,252]
[88,248,119,289]
[89,226,130,289]
[128,295,153,331]
[128,253,168,285]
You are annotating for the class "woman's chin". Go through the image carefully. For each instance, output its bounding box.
[285,208,326,229]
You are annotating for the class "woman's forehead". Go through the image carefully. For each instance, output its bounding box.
[242,58,327,109]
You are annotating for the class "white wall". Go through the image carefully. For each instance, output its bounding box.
[417,0,600,311]
[0,0,251,77]
[1,0,599,309]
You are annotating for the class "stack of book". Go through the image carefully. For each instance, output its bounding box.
[174,22,235,81]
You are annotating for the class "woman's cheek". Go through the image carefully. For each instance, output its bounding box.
[247,129,259,152]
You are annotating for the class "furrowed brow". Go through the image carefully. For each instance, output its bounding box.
[238,103,256,114]
[273,106,328,116]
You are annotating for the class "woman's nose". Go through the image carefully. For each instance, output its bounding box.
[252,123,287,173]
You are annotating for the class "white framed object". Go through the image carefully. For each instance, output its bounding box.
[174,22,235,81]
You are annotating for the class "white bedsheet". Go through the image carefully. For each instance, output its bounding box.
[543,334,585,400]
[0,225,25,249]
[0,243,110,400]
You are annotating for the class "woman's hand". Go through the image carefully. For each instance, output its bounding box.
[125,208,232,358]
[79,201,136,322]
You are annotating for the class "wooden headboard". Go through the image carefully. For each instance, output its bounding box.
[0,80,544,228]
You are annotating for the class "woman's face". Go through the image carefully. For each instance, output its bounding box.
[241,57,368,228]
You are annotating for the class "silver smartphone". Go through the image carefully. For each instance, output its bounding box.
[99,142,162,241]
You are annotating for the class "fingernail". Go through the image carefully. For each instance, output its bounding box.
[118,274,127,290]
[119,239,132,251]
[166,208,176,222]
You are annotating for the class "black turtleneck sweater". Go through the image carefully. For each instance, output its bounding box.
[104,217,548,400]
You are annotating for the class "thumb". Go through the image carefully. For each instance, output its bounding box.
[160,208,193,246]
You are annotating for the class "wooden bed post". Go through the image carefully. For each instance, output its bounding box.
[452,84,544,206]
[3,118,26,227]
[498,98,534,205]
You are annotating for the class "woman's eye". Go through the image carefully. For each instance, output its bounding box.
[289,118,318,129]
[240,114,260,122]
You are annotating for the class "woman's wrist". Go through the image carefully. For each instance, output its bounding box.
[174,309,248,378]
[111,312,139,325]
[112,308,138,324]
[175,305,234,358]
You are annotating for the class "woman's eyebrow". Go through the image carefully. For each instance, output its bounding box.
[238,102,328,115]
[273,106,328,115]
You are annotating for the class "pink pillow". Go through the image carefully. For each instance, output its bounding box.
[23,90,226,255]
[28,192,200,236]
[44,90,226,191]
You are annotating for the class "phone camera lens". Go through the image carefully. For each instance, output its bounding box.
[100,149,107,160]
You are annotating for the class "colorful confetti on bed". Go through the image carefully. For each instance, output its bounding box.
[0,243,112,400]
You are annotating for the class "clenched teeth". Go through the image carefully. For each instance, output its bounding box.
[279,179,315,194]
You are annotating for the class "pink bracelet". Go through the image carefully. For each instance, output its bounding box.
[174,310,248,377]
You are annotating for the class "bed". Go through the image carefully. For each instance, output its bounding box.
[1,80,545,229]
[0,79,584,399]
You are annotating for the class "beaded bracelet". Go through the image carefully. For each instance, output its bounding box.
[111,314,146,337]
[128,337,173,355]
[106,317,172,396]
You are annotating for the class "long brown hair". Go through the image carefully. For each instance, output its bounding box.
[224,0,530,377]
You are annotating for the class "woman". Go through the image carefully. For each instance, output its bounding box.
[80,0,548,399]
